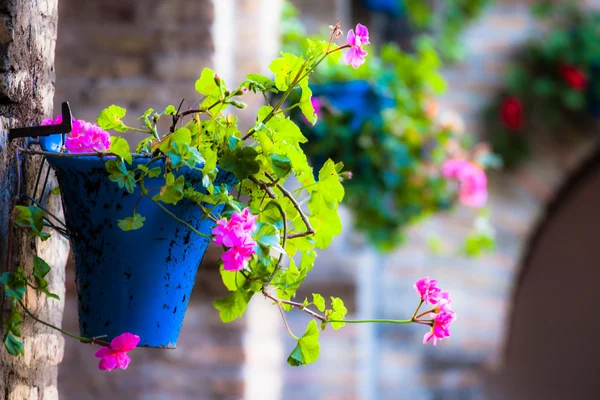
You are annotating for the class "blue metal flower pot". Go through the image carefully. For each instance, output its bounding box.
[41,134,236,348]
[362,0,403,16]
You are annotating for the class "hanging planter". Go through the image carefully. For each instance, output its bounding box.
[3,23,465,371]
[288,39,497,253]
[40,133,236,348]
[361,0,404,16]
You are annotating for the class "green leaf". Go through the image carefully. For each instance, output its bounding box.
[0,268,27,301]
[14,206,50,241]
[32,257,60,299]
[117,213,146,231]
[269,53,305,91]
[167,142,204,169]
[33,256,51,289]
[105,159,136,194]
[270,154,292,178]
[164,105,177,115]
[138,165,162,178]
[328,297,347,330]
[220,267,247,292]
[259,200,284,230]
[109,136,132,164]
[195,68,224,100]
[308,159,345,213]
[254,222,285,255]
[213,289,254,323]
[312,293,325,312]
[153,173,185,205]
[219,147,260,180]
[298,78,317,125]
[158,127,192,154]
[4,331,23,356]
[97,105,128,132]
[50,186,60,195]
[287,320,320,366]
[246,73,277,93]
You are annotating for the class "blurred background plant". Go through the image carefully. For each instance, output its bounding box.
[282,2,499,253]
[488,1,600,167]
[354,0,493,61]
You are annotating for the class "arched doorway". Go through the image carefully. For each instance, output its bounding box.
[486,148,600,399]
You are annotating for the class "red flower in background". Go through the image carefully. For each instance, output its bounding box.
[560,65,587,91]
[500,96,523,131]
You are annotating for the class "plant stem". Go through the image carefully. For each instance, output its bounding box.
[145,195,212,238]
[19,301,110,347]
[415,309,435,320]
[126,126,153,134]
[328,319,413,325]
[265,172,314,238]
[412,300,424,320]
[263,289,327,322]
[263,290,416,326]
[266,201,287,286]
[277,304,299,340]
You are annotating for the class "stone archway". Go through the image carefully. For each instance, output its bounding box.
[485,144,600,400]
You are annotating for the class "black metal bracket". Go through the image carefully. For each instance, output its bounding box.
[8,101,73,140]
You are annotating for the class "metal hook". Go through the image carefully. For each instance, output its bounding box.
[8,101,73,140]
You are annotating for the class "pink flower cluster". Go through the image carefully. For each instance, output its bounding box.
[95,332,140,371]
[414,277,456,346]
[42,114,110,153]
[344,23,369,69]
[212,208,257,272]
[442,158,487,208]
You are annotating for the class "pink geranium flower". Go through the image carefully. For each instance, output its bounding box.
[42,114,110,153]
[94,332,140,371]
[344,24,369,69]
[423,309,456,346]
[213,208,258,272]
[442,158,488,208]
[414,276,442,305]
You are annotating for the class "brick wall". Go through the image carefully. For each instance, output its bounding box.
[52,0,600,399]
[274,1,600,400]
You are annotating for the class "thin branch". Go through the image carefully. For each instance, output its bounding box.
[266,201,287,286]
[265,172,314,238]
[263,289,327,322]
[277,303,299,340]
[19,301,110,347]
[248,176,277,199]
[145,195,211,239]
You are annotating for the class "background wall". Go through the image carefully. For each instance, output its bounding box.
[53,0,600,399]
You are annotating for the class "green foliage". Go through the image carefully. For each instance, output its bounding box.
[14,205,50,241]
[153,173,185,205]
[105,159,136,194]
[283,17,493,252]
[0,268,27,301]
[213,289,254,323]
[98,105,128,132]
[109,137,132,164]
[117,213,146,231]
[487,4,600,168]
[287,320,320,366]
[33,257,60,300]
[326,297,347,330]
[219,147,260,180]
[3,305,23,356]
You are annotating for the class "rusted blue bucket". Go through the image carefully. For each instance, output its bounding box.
[41,134,235,348]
